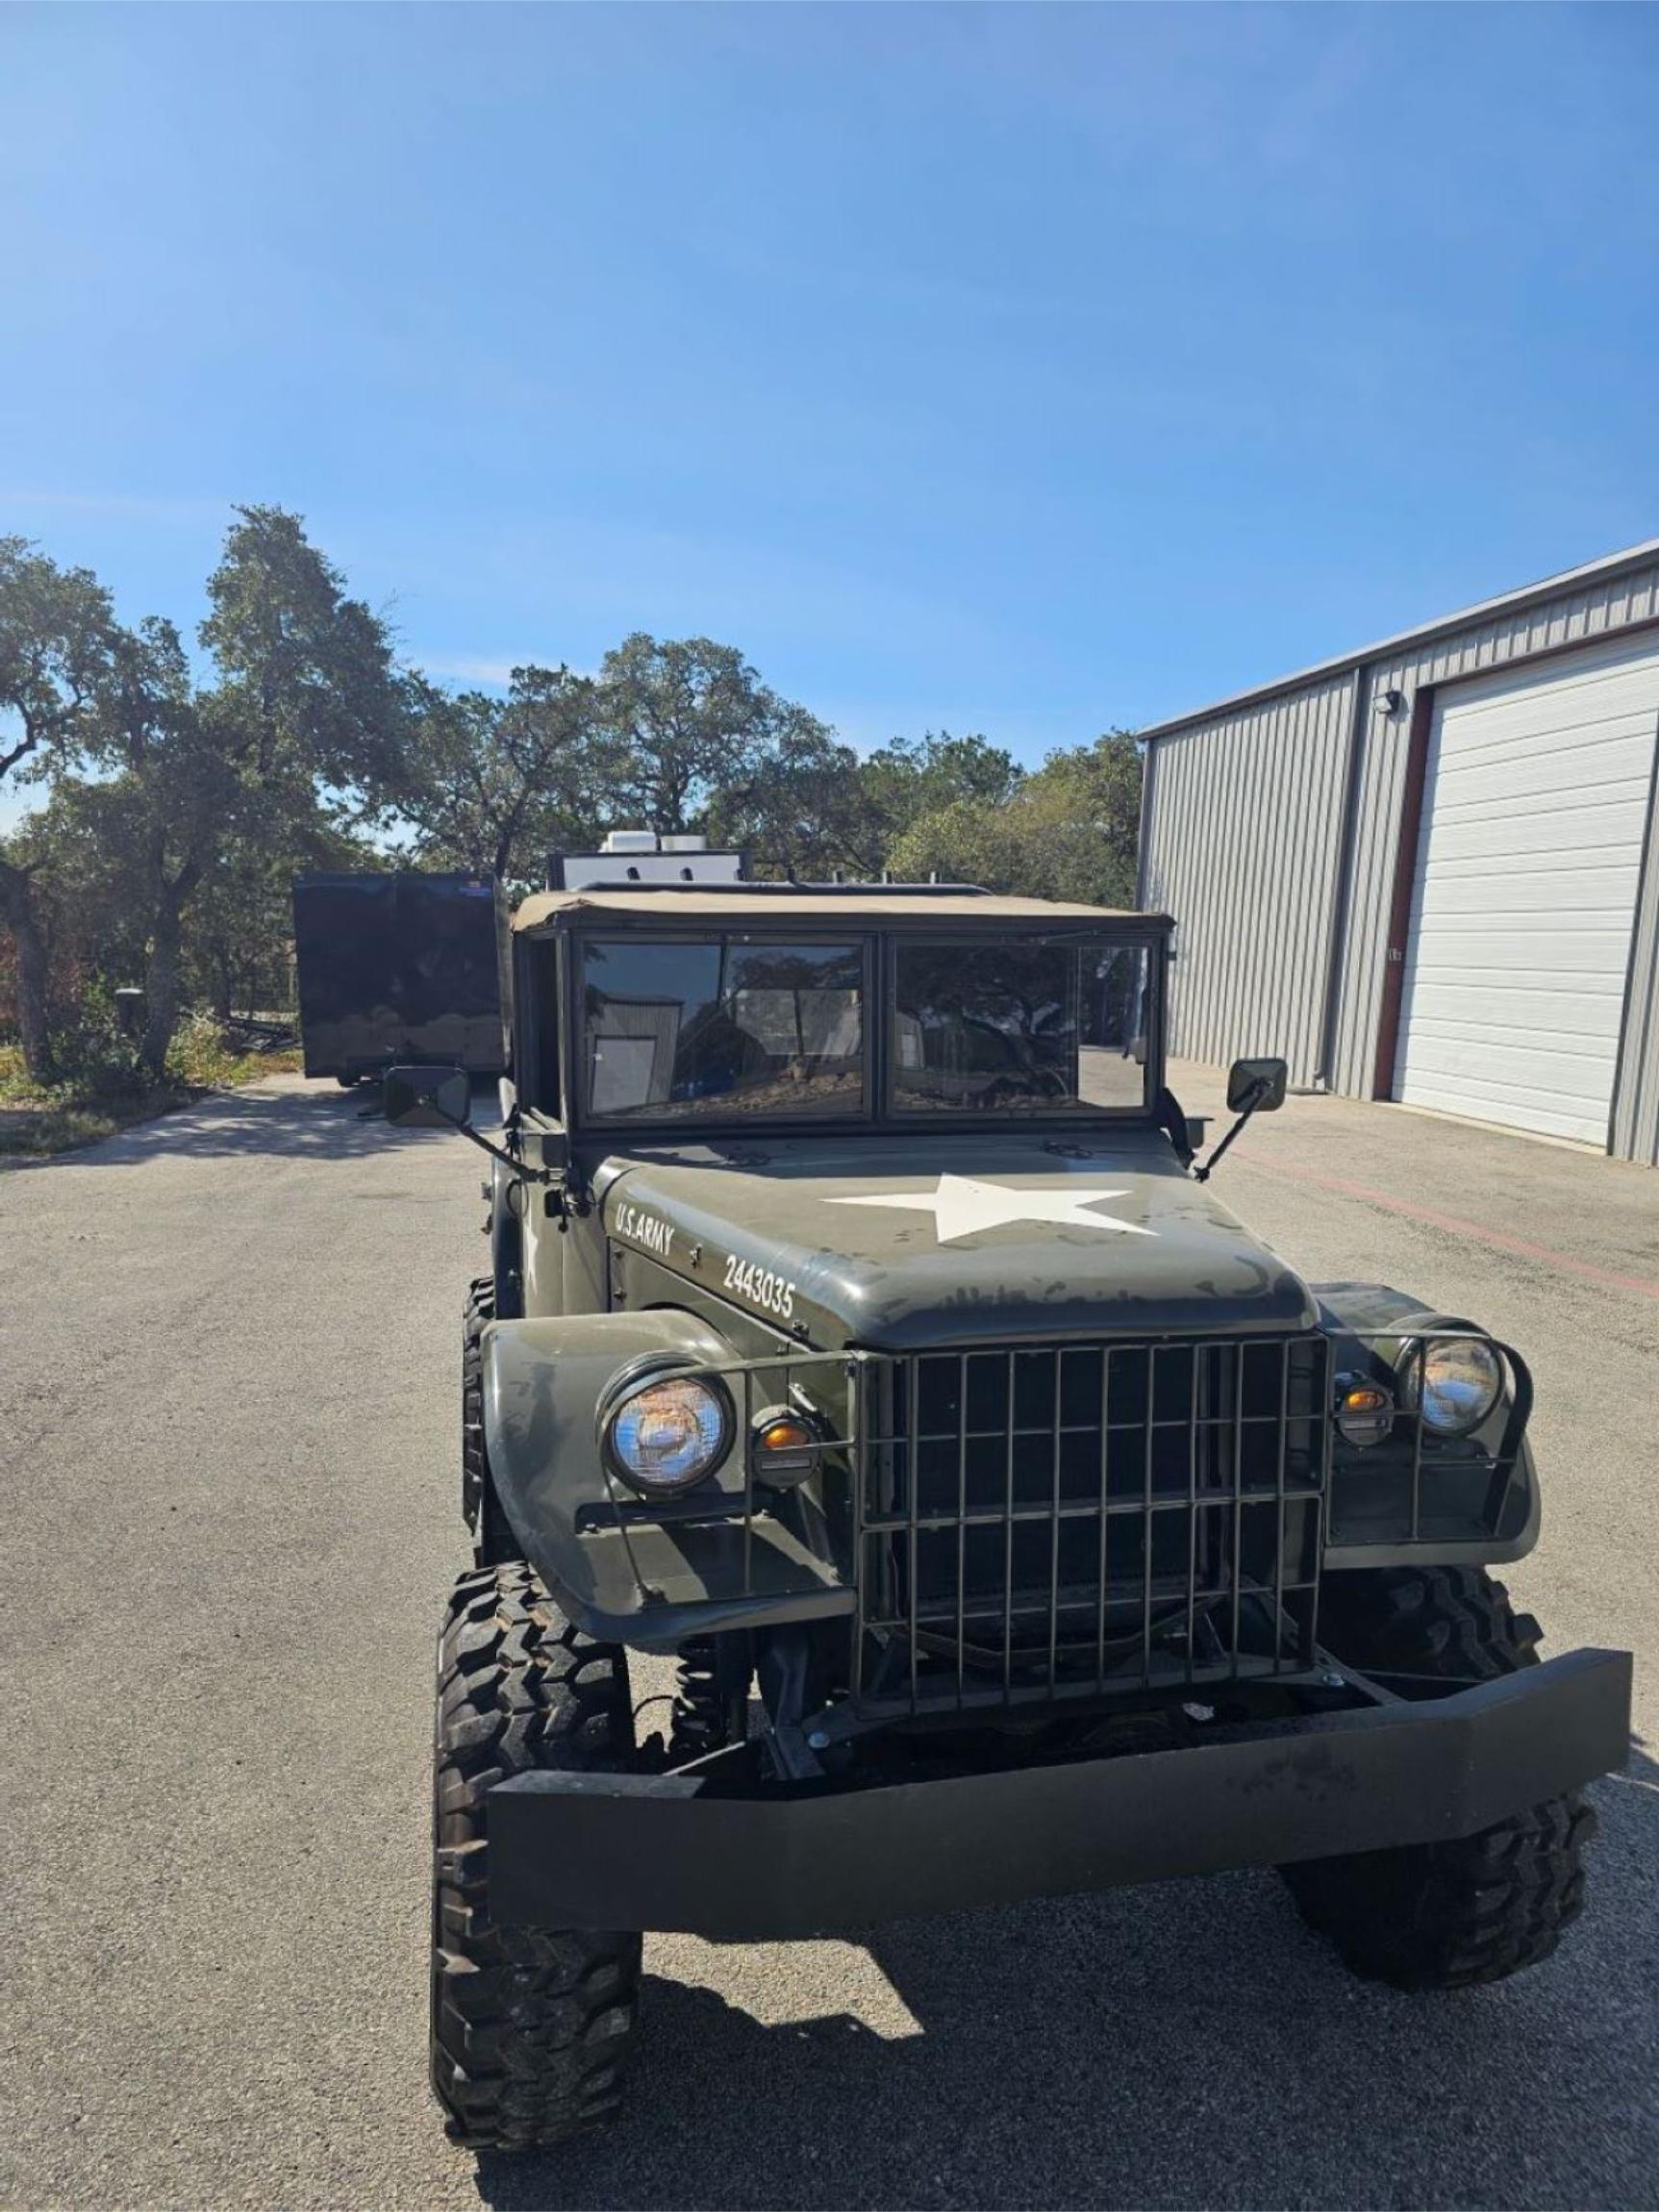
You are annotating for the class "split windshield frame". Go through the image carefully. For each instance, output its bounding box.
[535,916,1172,1142]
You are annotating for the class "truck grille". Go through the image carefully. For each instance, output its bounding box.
[851,1334,1331,1717]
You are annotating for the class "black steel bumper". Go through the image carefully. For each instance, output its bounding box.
[488,1647,1632,1941]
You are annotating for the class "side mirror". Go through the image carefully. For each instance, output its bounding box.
[1226,1055,1288,1115]
[383,1064,471,1129]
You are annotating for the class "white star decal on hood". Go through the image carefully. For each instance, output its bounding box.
[829,1173,1154,1246]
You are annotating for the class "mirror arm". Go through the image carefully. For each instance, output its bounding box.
[1192,1081,1266,1183]
[425,1098,556,1186]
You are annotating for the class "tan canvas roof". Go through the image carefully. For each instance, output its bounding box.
[512,886,1167,932]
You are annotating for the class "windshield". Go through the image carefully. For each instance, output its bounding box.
[892,935,1151,1114]
[581,937,865,1120]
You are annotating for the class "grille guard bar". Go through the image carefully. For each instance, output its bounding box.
[577,1327,1534,1686]
[1328,1326,1533,1553]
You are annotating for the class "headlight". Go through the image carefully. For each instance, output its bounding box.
[604,1372,732,1496]
[1404,1337,1503,1437]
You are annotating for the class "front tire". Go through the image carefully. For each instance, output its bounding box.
[1283,1567,1596,1989]
[461,1278,492,1539]
[430,1562,642,2150]
[1319,1560,1543,1685]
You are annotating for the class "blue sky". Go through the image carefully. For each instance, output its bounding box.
[3,2,1657,797]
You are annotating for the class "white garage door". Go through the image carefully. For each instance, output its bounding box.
[1395,631,1659,1144]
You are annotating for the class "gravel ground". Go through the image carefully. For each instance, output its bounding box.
[2,1070,1655,2211]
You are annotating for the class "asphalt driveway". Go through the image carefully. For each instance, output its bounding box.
[1,1071,1655,2210]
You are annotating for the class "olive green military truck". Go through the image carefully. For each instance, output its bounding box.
[385,855,1631,2151]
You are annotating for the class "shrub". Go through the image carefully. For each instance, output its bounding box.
[48,978,146,1099]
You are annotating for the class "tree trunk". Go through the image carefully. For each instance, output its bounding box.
[0,858,56,1084]
[138,901,186,1080]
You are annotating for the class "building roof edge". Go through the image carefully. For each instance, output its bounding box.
[1137,536,1659,743]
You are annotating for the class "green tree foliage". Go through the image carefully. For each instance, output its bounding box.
[720,728,1024,884]
[395,666,598,892]
[857,731,1024,852]
[200,504,408,800]
[704,720,870,879]
[888,731,1143,905]
[129,505,405,1071]
[25,618,251,1078]
[1018,729,1144,904]
[0,539,119,1077]
[4,508,410,1081]
[0,518,1149,1094]
[591,631,896,881]
[181,819,375,1021]
[598,634,836,836]
[91,617,241,1073]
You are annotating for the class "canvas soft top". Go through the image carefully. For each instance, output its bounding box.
[511,884,1170,931]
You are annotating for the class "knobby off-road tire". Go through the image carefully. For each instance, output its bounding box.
[431,1562,643,2150]
[461,1278,492,1536]
[1284,1566,1596,1990]
[1320,1561,1543,1683]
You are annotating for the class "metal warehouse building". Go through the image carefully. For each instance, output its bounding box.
[1136,538,1659,1163]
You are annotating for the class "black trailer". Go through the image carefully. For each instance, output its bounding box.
[291,872,507,1085]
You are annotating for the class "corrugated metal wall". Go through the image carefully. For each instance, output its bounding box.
[1139,673,1354,1086]
[1143,553,1659,1159]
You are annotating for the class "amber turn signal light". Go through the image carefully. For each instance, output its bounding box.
[1336,1380,1394,1449]
[751,1408,818,1482]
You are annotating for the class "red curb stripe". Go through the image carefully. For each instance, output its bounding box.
[1238,1158,1659,1305]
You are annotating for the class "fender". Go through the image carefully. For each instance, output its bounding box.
[487,1154,525,1319]
[1312,1281,1540,1571]
[481,1311,853,1651]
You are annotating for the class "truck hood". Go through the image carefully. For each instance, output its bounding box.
[600,1128,1316,1350]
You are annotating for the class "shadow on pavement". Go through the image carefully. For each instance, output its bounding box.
[1,1075,503,1170]
[471,1750,1659,2212]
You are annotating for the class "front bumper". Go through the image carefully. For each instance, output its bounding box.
[488,1646,1631,1941]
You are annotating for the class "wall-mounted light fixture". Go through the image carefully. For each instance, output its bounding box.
[1376,687,1406,716]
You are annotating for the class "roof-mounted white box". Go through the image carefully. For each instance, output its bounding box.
[548,845,747,891]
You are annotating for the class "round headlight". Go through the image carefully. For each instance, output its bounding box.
[604,1372,732,1496]
[1404,1337,1503,1437]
